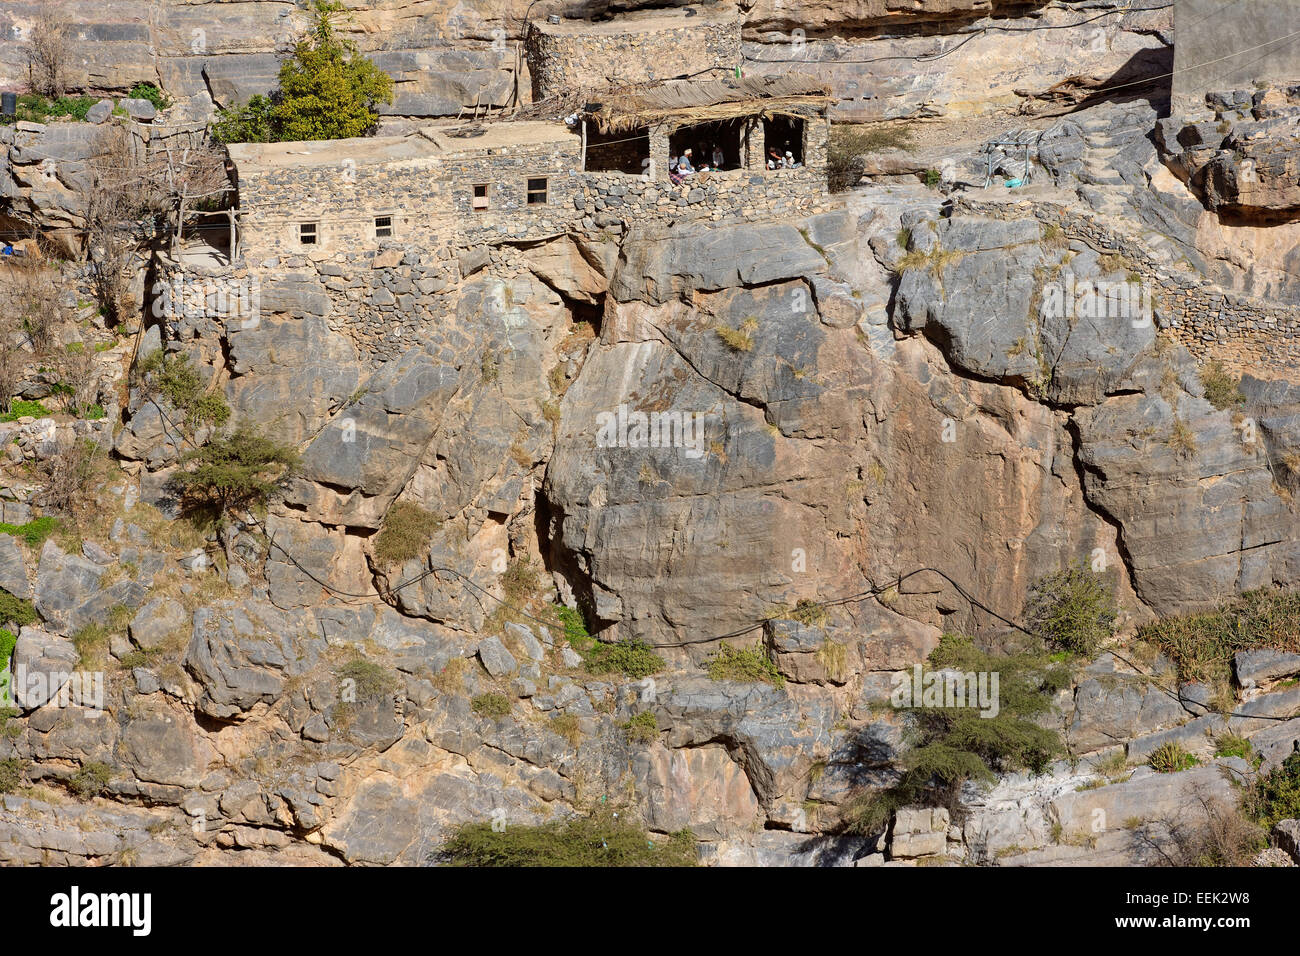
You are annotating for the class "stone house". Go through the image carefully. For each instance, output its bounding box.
[225,121,582,261]
[203,74,832,364]
[570,73,831,228]
[226,73,832,263]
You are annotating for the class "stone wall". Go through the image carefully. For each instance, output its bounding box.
[955,196,1300,376]
[447,139,585,243]
[579,165,832,232]
[236,115,828,249]
[235,136,584,259]
[234,156,455,262]
[161,243,462,364]
[525,13,741,100]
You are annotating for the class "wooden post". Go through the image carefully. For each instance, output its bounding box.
[513,41,522,113]
[580,119,587,171]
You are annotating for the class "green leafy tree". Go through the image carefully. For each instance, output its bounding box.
[212,1,393,144]
[171,425,299,569]
[845,634,1069,835]
[212,94,275,145]
[1025,563,1117,658]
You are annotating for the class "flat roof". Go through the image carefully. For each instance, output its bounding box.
[227,121,576,172]
[530,6,736,37]
[580,74,832,132]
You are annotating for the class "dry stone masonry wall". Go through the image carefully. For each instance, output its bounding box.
[234,157,455,262]
[956,197,1300,375]
[526,12,742,100]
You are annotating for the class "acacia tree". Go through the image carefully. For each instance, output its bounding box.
[171,425,300,571]
[212,0,394,144]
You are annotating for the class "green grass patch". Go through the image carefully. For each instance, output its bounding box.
[0,93,97,125]
[472,692,512,719]
[0,757,27,793]
[0,399,52,422]
[549,604,664,679]
[706,641,784,687]
[1140,588,1300,686]
[0,516,60,547]
[622,710,658,744]
[550,712,583,746]
[585,640,664,680]
[336,653,398,700]
[135,351,231,431]
[69,761,114,799]
[1148,741,1199,773]
[70,605,130,668]
[1214,732,1254,761]
[551,603,590,648]
[1200,360,1245,410]
[373,501,441,566]
[0,590,38,629]
[1247,750,1300,827]
[437,811,697,867]
[128,82,172,110]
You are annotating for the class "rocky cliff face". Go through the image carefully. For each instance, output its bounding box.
[0,0,1166,123]
[5,1,1300,868]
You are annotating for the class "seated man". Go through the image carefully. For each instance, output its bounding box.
[711,145,725,170]
[767,147,782,169]
[784,150,801,169]
[678,149,696,174]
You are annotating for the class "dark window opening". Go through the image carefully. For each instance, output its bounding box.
[584,127,650,174]
[668,119,745,177]
[527,177,548,205]
[298,222,318,244]
[472,184,489,211]
[763,116,805,170]
[374,215,393,238]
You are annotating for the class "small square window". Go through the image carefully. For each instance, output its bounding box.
[375,215,393,238]
[298,222,318,245]
[527,177,548,205]
[472,184,489,211]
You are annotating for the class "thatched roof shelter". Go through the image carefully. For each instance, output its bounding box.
[584,74,831,133]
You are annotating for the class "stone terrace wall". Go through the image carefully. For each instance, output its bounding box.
[580,117,830,230]
[526,16,741,100]
[162,244,461,364]
[580,165,832,232]
[955,196,1300,376]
